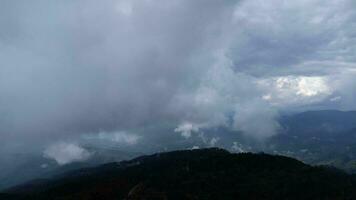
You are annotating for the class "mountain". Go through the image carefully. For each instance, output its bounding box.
[279,110,356,136]
[2,110,356,193]
[2,148,356,200]
[264,110,356,172]
[0,147,141,191]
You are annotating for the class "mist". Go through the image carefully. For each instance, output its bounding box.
[1,0,356,167]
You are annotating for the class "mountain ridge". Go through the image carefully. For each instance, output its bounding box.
[2,148,356,200]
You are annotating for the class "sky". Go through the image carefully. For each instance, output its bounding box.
[1,0,356,164]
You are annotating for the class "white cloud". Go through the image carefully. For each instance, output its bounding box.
[84,131,141,145]
[174,122,201,139]
[259,76,332,107]
[209,137,220,147]
[98,131,140,145]
[43,142,91,165]
[296,76,330,97]
[233,100,280,140]
[231,142,245,153]
[191,146,200,150]
[171,50,282,140]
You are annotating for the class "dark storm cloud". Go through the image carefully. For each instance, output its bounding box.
[0,0,356,158]
[0,0,241,153]
[229,0,356,77]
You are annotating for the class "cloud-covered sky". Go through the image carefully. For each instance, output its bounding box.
[1,0,356,160]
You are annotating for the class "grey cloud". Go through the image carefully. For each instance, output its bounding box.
[0,0,235,143]
[43,142,92,165]
[229,0,356,77]
[0,0,356,157]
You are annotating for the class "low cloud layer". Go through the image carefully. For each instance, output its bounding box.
[83,131,141,145]
[0,0,356,155]
[43,142,91,165]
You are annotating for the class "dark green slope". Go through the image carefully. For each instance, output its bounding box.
[2,148,356,200]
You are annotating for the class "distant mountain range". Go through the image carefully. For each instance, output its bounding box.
[264,110,356,173]
[2,148,356,200]
[280,110,356,136]
[2,110,356,193]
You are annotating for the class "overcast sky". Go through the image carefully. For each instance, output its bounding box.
[1,0,356,162]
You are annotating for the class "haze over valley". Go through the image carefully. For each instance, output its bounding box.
[1,0,356,199]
